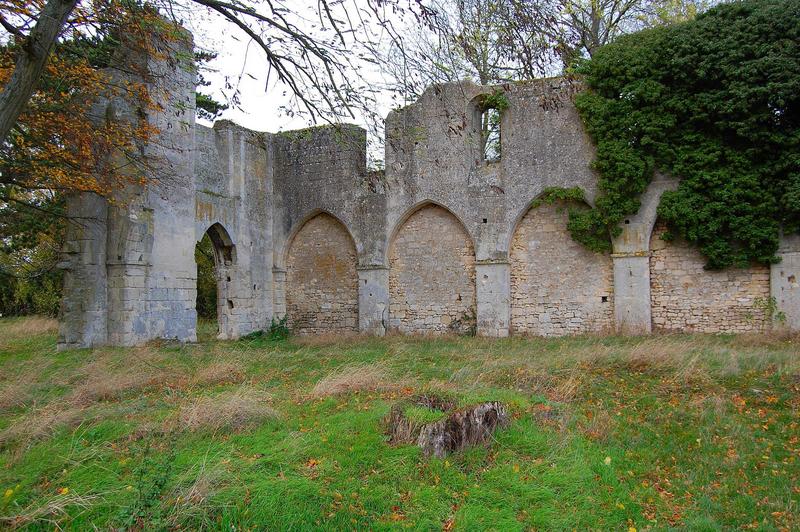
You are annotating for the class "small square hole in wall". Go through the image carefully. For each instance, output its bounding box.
[482,218,488,224]
[624,219,630,225]
[601,296,609,303]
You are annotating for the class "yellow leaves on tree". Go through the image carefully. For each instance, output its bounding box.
[0,1,174,201]
[0,49,157,198]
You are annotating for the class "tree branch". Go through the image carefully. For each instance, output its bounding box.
[0,0,79,145]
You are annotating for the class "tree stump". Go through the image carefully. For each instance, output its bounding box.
[386,394,509,458]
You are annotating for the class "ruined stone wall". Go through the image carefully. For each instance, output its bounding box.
[649,222,771,332]
[57,30,800,347]
[388,205,476,333]
[286,214,358,334]
[510,202,614,335]
[193,122,272,339]
[383,80,601,265]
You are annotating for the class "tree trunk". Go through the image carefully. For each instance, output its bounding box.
[0,0,79,145]
[386,395,509,458]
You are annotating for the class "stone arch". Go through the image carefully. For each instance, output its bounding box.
[385,200,474,265]
[279,209,356,271]
[285,213,359,334]
[649,220,771,332]
[196,222,237,339]
[388,203,476,334]
[509,200,614,336]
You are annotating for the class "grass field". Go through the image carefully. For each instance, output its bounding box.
[0,317,798,530]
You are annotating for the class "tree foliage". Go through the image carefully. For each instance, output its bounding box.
[0,191,64,316]
[195,234,217,319]
[0,4,164,312]
[573,0,800,268]
[0,29,158,201]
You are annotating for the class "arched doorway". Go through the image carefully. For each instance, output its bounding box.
[285,213,359,334]
[195,223,236,340]
[388,204,476,334]
[509,201,613,336]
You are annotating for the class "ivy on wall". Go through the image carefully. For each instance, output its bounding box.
[571,0,799,269]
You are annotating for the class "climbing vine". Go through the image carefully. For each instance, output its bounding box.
[529,187,586,209]
[480,89,510,113]
[571,0,800,268]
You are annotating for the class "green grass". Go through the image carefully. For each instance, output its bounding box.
[0,317,798,530]
[403,404,449,425]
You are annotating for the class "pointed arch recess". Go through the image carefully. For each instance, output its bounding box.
[509,199,614,336]
[196,222,237,340]
[202,222,236,266]
[285,212,359,334]
[386,200,475,265]
[279,209,357,271]
[388,203,476,334]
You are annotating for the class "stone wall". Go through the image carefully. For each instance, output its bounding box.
[510,202,614,335]
[193,122,272,340]
[649,222,771,332]
[57,24,800,347]
[388,205,476,333]
[286,214,359,334]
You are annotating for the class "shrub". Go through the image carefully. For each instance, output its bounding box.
[573,0,800,268]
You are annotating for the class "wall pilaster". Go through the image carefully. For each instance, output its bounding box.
[358,266,389,335]
[611,254,651,334]
[771,234,800,331]
[476,261,510,337]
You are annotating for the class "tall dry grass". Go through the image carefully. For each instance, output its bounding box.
[69,364,167,406]
[0,403,90,451]
[310,362,409,398]
[68,346,182,406]
[0,491,100,529]
[0,362,53,414]
[175,388,278,433]
[191,361,246,386]
[0,316,58,338]
[168,454,231,527]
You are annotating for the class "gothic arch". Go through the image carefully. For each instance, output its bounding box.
[196,222,238,339]
[509,199,614,336]
[285,213,359,334]
[202,222,236,265]
[279,209,356,270]
[388,203,476,334]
